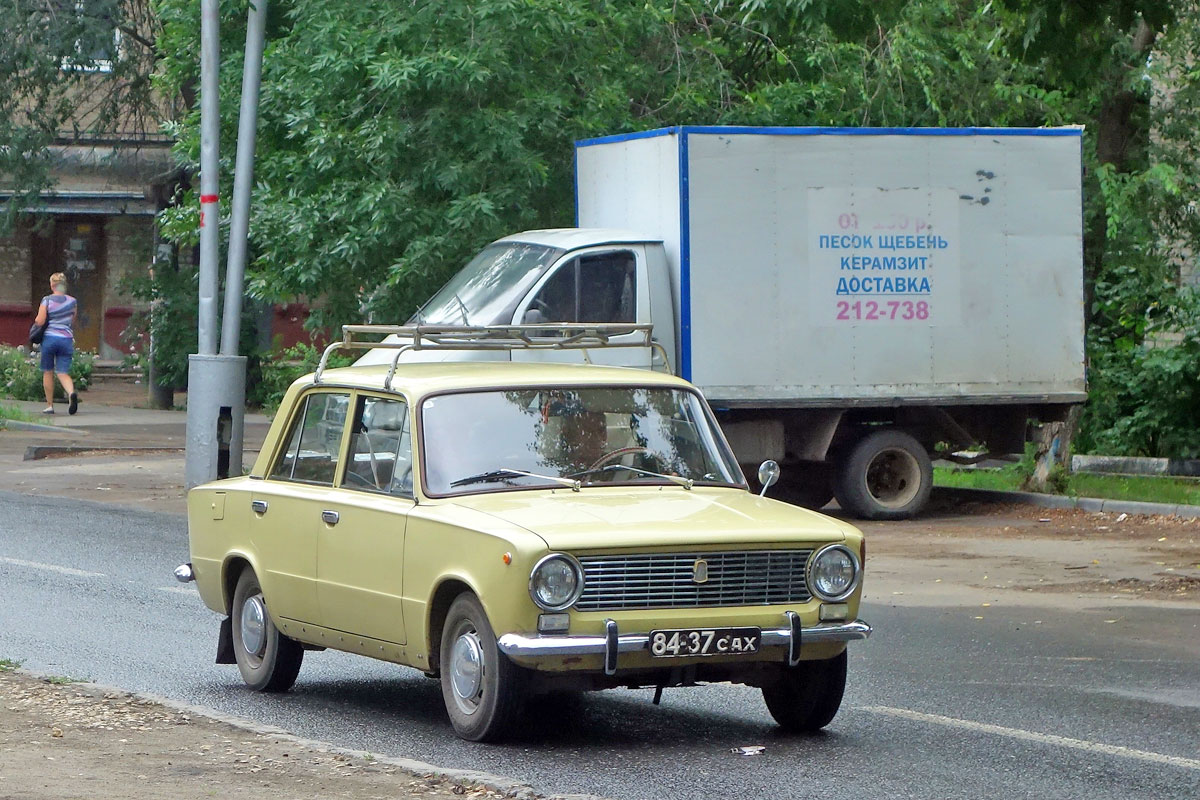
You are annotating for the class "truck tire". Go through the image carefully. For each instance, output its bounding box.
[834,429,932,520]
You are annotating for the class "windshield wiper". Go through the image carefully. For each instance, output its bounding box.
[450,468,580,491]
[453,293,471,325]
[567,464,693,490]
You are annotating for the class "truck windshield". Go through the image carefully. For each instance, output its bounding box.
[410,243,563,326]
[422,387,744,496]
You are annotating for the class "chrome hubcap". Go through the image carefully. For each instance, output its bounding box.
[240,594,267,657]
[449,631,484,713]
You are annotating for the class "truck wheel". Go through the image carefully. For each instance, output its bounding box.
[440,593,525,742]
[762,650,847,732]
[230,568,303,692]
[834,428,932,520]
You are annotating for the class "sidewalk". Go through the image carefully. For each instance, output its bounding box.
[0,381,271,512]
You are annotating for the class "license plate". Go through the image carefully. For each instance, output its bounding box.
[648,627,761,658]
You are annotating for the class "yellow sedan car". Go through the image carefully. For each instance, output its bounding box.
[181,358,870,741]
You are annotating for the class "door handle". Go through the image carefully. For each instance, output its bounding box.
[251,499,268,514]
[321,510,340,526]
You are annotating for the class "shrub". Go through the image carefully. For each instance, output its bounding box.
[0,345,94,401]
[251,341,351,413]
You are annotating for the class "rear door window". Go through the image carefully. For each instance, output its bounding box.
[269,392,350,485]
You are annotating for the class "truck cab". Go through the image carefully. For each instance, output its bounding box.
[358,229,675,373]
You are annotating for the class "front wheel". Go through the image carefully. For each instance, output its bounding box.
[834,428,932,520]
[439,593,525,742]
[761,650,847,732]
[230,568,303,692]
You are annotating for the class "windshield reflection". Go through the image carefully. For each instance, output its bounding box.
[422,387,743,496]
[412,243,562,326]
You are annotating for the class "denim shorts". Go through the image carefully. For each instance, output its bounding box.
[40,335,74,373]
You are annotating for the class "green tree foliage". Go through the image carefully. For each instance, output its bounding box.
[149,0,1200,455]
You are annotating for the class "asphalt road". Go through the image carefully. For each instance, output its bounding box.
[2,489,1198,799]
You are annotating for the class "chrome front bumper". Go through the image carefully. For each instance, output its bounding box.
[496,614,872,676]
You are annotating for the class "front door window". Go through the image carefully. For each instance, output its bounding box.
[526,251,636,324]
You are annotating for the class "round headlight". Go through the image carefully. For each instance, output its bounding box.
[529,554,584,611]
[809,545,860,601]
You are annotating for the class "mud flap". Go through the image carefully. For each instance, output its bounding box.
[216,617,236,664]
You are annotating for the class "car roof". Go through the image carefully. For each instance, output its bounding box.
[305,361,694,400]
[493,228,663,249]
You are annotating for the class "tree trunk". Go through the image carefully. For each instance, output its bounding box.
[1025,406,1082,493]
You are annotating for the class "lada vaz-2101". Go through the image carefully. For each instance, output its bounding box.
[182,346,871,741]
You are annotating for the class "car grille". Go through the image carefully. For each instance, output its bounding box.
[574,549,814,611]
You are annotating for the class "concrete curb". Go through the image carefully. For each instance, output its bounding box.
[2,419,64,433]
[23,444,185,461]
[1072,454,1200,478]
[11,666,611,800]
[938,486,1200,519]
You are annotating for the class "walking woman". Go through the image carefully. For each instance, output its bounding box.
[33,272,79,415]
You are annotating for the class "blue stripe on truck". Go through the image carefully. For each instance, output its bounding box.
[578,125,1081,145]
[678,129,692,381]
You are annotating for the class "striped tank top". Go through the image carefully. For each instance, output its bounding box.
[42,294,77,339]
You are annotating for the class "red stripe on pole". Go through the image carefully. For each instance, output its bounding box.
[200,194,219,203]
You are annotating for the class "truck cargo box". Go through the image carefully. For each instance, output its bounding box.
[575,126,1086,407]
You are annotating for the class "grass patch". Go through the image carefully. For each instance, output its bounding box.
[0,403,37,428]
[42,675,85,685]
[0,658,21,672]
[935,466,1200,506]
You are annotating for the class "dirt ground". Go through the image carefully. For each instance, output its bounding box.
[861,496,1200,608]
[0,668,514,800]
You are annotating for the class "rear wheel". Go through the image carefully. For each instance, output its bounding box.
[834,429,932,520]
[230,568,303,692]
[439,593,525,742]
[761,650,847,732]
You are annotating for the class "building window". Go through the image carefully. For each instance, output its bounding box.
[53,0,122,73]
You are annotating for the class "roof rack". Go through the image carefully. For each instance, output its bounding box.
[314,323,667,390]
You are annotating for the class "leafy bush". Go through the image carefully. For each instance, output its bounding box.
[251,342,351,413]
[1078,289,1200,459]
[0,345,94,401]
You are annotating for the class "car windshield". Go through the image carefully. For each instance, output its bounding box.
[410,242,563,326]
[422,387,744,496]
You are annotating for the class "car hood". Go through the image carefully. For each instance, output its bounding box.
[445,487,850,552]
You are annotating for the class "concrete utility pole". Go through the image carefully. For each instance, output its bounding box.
[185,0,268,489]
[221,0,268,357]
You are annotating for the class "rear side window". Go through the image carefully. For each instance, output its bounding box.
[269,392,350,485]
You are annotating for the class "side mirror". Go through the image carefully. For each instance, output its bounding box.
[757,460,780,497]
[522,308,547,324]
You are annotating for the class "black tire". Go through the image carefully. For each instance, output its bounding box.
[833,428,932,520]
[761,650,847,732]
[230,568,303,692]
[439,593,525,742]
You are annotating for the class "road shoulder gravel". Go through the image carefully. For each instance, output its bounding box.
[0,667,606,800]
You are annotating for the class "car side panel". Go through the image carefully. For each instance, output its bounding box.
[317,489,411,644]
[246,480,329,623]
[401,504,548,673]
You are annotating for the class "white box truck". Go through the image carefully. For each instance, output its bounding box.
[361,126,1086,519]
